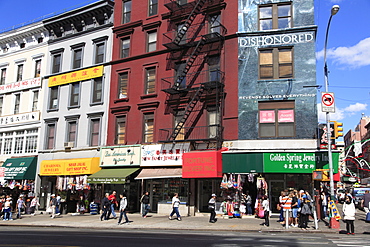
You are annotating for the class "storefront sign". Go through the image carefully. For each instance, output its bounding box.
[141,143,190,167]
[182,149,226,178]
[87,177,126,184]
[0,77,41,94]
[100,145,141,167]
[278,110,294,122]
[0,111,40,126]
[40,158,100,176]
[259,110,275,123]
[239,32,314,47]
[48,65,103,87]
[3,157,37,180]
[239,93,315,100]
[263,152,339,173]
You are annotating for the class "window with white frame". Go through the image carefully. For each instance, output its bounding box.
[89,117,101,146]
[16,64,23,81]
[25,129,38,153]
[92,77,103,103]
[116,115,126,145]
[32,90,39,112]
[69,82,80,107]
[48,87,59,110]
[147,31,157,52]
[208,109,219,138]
[122,0,132,24]
[4,132,13,155]
[14,131,24,154]
[14,94,20,114]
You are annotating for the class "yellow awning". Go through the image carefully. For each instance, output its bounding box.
[40,157,101,176]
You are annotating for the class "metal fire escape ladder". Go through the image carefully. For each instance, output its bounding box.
[173,36,207,90]
[173,0,206,45]
[169,85,205,140]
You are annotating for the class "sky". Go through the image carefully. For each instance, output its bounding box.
[0,0,369,137]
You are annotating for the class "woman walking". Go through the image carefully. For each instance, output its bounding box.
[343,195,356,235]
[169,193,181,221]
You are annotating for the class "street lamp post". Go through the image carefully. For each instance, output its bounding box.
[324,5,339,202]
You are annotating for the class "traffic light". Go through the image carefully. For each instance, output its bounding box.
[331,121,343,138]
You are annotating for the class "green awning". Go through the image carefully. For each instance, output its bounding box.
[87,168,139,184]
[3,157,37,180]
[222,153,264,173]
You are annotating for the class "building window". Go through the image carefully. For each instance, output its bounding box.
[147,31,157,52]
[121,37,130,58]
[95,42,106,64]
[209,14,221,34]
[16,64,23,81]
[92,77,103,103]
[174,111,185,140]
[4,132,13,155]
[89,118,101,146]
[148,0,158,16]
[259,3,292,31]
[0,96,3,116]
[72,48,83,69]
[14,131,24,154]
[118,72,128,99]
[144,67,156,94]
[46,123,56,149]
[52,53,62,74]
[14,94,20,114]
[258,101,295,138]
[116,116,126,145]
[208,109,219,138]
[259,48,293,79]
[32,90,39,111]
[49,87,59,110]
[34,60,41,78]
[69,82,80,107]
[66,120,77,145]
[122,0,132,24]
[38,37,44,43]
[175,62,186,89]
[143,113,154,143]
[177,0,187,5]
[25,129,38,153]
[1,68,6,84]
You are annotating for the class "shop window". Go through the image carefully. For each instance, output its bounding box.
[69,82,80,107]
[148,0,158,16]
[45,123,56,149]
[259,47,293,80]
[258,101,295,138]
[144,67,156,94]
[143,113,154,143]
[92,77,103,104]
[116,116,126,145]
[122,0,132,24]
[121,37,130,58]
[259,3,292,30]
[34,59,41,78]
[118,72,128,99]
[0,68,6,84]
[147,31,157,52]
[16,64,23,81]
[48,87,59,110]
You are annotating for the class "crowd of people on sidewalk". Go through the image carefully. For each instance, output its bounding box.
[0,194,40,221]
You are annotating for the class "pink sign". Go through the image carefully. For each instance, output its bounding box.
[278,110,294,122]
[259,110,275,123]
[0,167,4,177]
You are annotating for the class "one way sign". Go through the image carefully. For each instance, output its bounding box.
[321,92,335,113]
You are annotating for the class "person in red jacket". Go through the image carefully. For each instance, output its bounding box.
[107,191,118,219]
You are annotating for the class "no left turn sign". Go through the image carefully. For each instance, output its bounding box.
[321,92,335,113]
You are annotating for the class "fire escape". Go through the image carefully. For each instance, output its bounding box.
[159,0,226,149]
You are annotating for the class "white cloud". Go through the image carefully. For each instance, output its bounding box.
[329,0,343,3]
[316,37,370,68]
[317,103,367,122]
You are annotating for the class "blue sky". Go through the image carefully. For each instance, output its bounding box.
[0,0,369,135]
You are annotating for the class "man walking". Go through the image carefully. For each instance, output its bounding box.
[100,193,110,221]
[50,194,58,219]
[169,193,181,221]
[208,194,217,223]
[108,191,118,219]
[140,191,150,218]
[362,190,370,214]
[117,193,130,225]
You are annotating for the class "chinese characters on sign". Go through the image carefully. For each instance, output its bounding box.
[48,65,104,87]
[0,77,41,94]
[0,112,40,126]
[141,143,190,167]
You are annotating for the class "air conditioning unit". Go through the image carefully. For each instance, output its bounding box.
[64,142,74,149]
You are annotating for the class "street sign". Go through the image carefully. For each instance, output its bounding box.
[321,92,335,113]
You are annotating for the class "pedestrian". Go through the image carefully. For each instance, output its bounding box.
[321,191,328,219]
[343,195,356,235]
[5,195,13,220]
[55,194,61,215]
[16,195,26,219]
[361,190,370,214]
[291,190,299,227]
[3,198,12,221]
[300,198,311,230]
[169,193,181,221]
[260,195,270,227]
[278,191,285,222]
[30,196,40,216]
[117,193,130,225]
[280,191,292,227]
[100,193,111,221]
[50,194,58,219]
[140,191,150,218]
[244,192,252,216]
[107,191,118,219]
[208,194,217,223]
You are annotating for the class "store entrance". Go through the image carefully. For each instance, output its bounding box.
[269,180,285,213]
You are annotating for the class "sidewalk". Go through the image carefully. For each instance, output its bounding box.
[1,209,368,234]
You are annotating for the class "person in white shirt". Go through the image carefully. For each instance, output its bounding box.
[117,193,129,225]
[261,196,270,227]
[169,193,181,221]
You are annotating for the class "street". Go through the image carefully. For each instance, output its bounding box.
[0,227,369,247]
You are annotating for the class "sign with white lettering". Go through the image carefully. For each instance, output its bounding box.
[0,77,41,94]
[141,143,190,167]
[239,32,315,47]
[0,111,40,126]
